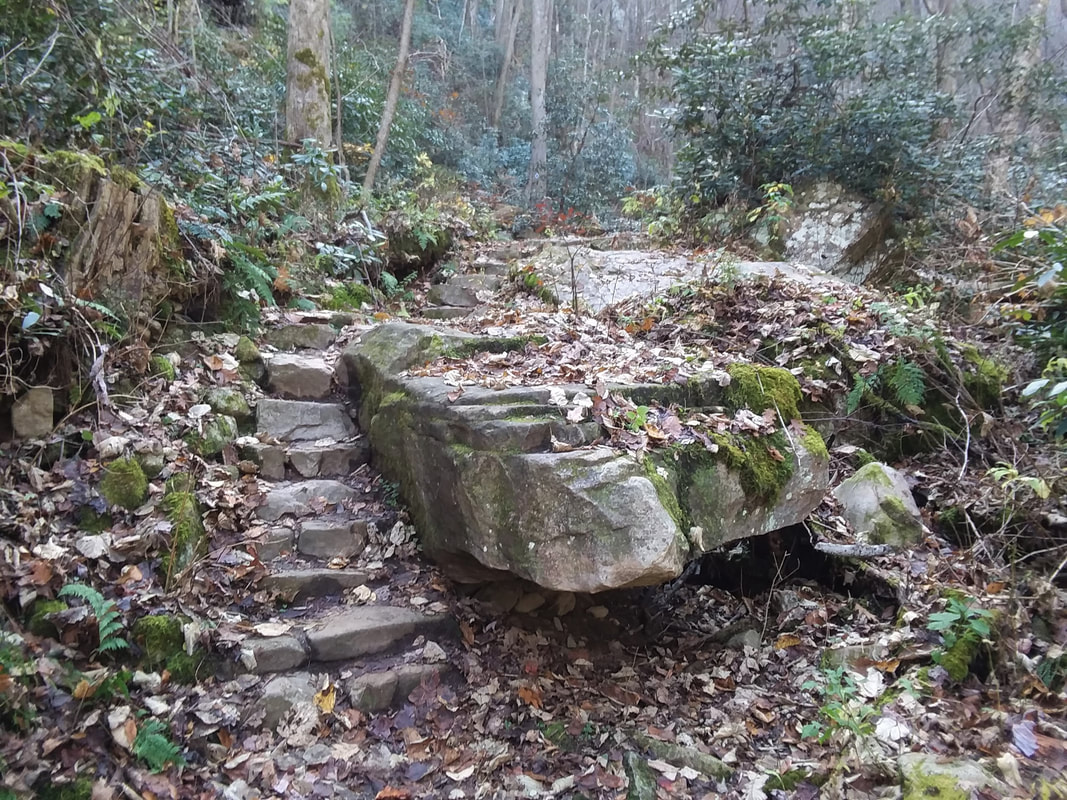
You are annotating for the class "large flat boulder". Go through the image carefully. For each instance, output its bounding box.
[341,322,829,593]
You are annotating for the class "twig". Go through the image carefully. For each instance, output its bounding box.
[17,27,59,86]
[954,392,971,481]
[814,541,893,559]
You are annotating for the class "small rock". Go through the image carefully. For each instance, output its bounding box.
[267,354,333,399]
[12,386,53,439]
[260,568,370,598]
[265,324,336,351]
[256,399,356,443]
[727,628,762,650]
[477,583,523,614]
[204,388,252,423]
[347,671,398,712]
[238,441,285,481]
[298,519,366,560]
[251,529,295,561]
[186,415,238,457]
[514,592,546,614]
[256,480,358,521]
[96,435,131,460]
[241,635,308,674]
[259,673,315,728]
[833,462,924,547]
[898,752,1008,798]
[422,640,447,663]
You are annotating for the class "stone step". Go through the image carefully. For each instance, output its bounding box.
[347,661,455,713]
[250,517,371,563]
[240,439,370,480]
[264,323,337,351]
[256,654,457,727]
[256,479,359,521]
[256,398,356,442]
[471,255,510,276]
[426,274,504,308]
[266,353,333,399]
[241,605,456,674]
[421,306,472,321]
[260,567,370,598]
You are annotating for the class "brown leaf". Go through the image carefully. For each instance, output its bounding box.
[518,685,543,709]
[374,788,412,800]
[774,634,801,650]
[767,447,785,462]
[314,683,336,714]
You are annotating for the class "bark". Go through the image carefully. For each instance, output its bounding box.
[491,0,523,130]
[286,0,333,148]
[526,0,551,203]
[986,0,1050,200]
[362,0,417,203]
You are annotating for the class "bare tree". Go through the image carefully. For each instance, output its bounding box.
[362,0,417,203]
[491,0,523,129]
[286,0,333,149]
[526,0,551,203]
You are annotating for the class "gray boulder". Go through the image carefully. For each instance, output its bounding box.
[832,462,923,547]
[341,322,829,593]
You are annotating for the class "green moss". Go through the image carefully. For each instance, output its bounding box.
[184,415,238,456]
[441,335,547,360]
[40,149,106,180]
[99,458,149,510]
[855,448,876,467]
[642,456,686,530]
[725,363,802,421]
[162,487,206,587]
[233,336,261,363]
[157,200,185,278]
[33,777,94,800]
[77,506,113,533]
[936,626,983,683]
[868,495,919,545]
[132,615,206,683]
[165,473,197,495]
[798,424,828,461]
[132,615,183,667]
[960,345,1008,410]
[109,165,142,190]
[902,767,970,800]
[27,599,67,637]
[380,391,407,407]
[203,387,251,421]
[151,355,176,381]
[325,283,374,310]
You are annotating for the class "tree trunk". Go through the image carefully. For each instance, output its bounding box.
[286,0,333,148]
[526,0,550,203]
[986,0,1050,201]
[491,0,523,130]
[362,0,417,203]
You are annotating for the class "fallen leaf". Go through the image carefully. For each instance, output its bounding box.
[518,685,543,709]
[314,683,336,714]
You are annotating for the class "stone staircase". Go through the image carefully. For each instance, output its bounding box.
[421,251,513,319]
[232,320,459,727]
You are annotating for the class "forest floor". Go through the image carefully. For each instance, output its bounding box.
[1,239,1066,800]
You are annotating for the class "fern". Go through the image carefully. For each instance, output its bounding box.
[58,583,129,656]
[133,718,185,773]
[887,358,927,408]
[846,373,880,415]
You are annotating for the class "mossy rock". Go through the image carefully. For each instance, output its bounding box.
[725,363,802,421]
[325,282,374,310]
[33,777,94,800]
[99,458,149,510]
[203,387,251,422]
[234,335,261,363]
[184,415,238,457]
[135,450,166,479]
[27,599,67,637]
[162,489,206,586]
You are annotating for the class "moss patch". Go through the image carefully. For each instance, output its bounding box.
[642,456,686,530]
[725,363,802,421]
[441,334,547,360]
[234,336,261,363]
[99,458,149,510]
[799,424,828,461]
[151,355,176,381]
[325,283,374,310]
[162,481,206,588]
[960,345,1008,410]
[33,777,94,800]
[184,414,238,457]
[27,599,67,637]
[132,614,206,683]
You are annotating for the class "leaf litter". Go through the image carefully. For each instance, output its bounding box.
[0,260,1064,798]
